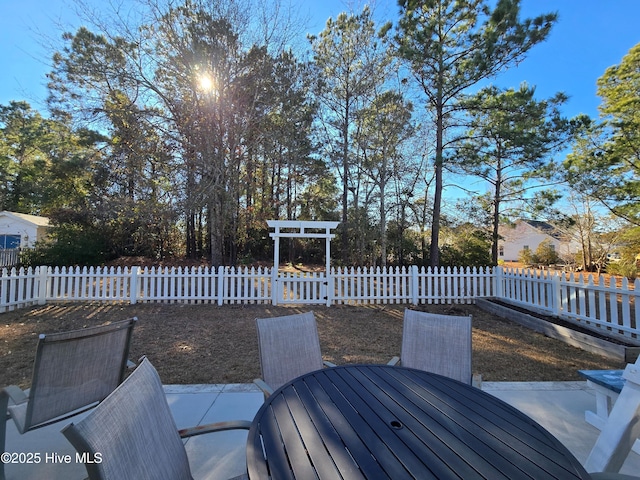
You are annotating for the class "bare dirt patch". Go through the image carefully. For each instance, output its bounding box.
[0,302,626,389]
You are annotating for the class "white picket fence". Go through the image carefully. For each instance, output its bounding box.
[0,248,20,268]
[0,265,493,308]
[1,264,638,339]
[497,267,639,339]
[331,266,493,305]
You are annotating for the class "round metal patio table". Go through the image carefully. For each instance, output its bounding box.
[246,364,590,479]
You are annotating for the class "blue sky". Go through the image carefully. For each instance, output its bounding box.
[1,0,639,121]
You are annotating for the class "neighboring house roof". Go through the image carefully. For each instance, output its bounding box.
[0,211,50,227]
[520,219,562,240]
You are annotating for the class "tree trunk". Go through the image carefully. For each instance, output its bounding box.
[186,211,197,258]
[491,156,503,265]
[341,111,349,264]
[379,179,387,268]
[430,87,444,268]
[209,191,225,267]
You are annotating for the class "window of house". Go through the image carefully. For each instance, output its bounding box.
[499,246,504,256]
[0,235,21,249]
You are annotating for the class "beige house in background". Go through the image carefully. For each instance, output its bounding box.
[498,219,579,263]
[0,211,50,249]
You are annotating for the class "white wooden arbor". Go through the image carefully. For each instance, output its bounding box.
[267,220,339,305]
[267,220,339,274]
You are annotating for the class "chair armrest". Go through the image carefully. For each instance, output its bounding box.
[179,420,252,438]
[387,356,400,366]
[1,385,28,406]
[323,361,337,368]
[253,378,274,397]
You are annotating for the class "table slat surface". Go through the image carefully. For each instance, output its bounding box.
[247,365,590,479]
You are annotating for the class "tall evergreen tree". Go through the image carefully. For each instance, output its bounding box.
[453,84,573,264]
[396,0,557,266]
[309,6,392,263]
[565,43,640,225]
[0,101,96,215]
[0,101,52,213]
[358,91,415,266]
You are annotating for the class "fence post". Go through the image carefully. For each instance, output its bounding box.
[130,267,139,305]
[325,268,333,307]
[552,272,561,316]
[411,265,419,305]
[271,267,279,306]
[217,265,225,306]
[494,266,503,299]
[37,266,48,305]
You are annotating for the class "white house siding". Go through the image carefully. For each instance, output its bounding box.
[498,220,577,263]
[0,211,50,248]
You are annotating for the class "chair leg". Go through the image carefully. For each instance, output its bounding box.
[1,390,9,480]
[0,386,27,480]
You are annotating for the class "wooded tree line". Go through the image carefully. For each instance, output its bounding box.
[2,0,640,268]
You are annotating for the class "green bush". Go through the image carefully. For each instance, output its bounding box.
[606,261,638,280]
[21,224,112,267]
[518,248,534,265]
[534,240,560,266]
[439,230,492,267]
[518,240,560,266]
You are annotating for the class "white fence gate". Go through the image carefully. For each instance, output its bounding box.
[274,272,328,305]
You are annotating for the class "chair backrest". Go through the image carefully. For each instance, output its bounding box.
[400,309,472,384]
[62,357,192,480]
[584,356,640,474]
[12,317,137,431]
[256,311,324,391]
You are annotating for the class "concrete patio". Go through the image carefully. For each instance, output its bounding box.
[4,381,640,479]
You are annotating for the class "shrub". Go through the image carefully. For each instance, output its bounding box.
[534,240,560,266]
[21,224,112,267]
[606,261,638,280]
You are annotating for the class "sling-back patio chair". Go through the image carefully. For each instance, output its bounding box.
[63,357,252,480]
[585,356,640,479]
[388,309,481,387]
[1,317,137,480]
[253,311,336,397]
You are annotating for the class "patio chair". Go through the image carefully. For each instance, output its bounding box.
[584,356,640,478]
[1,317,137,480]
[62,357,251,480]
[388,309,481,387]
[253,311,336,396]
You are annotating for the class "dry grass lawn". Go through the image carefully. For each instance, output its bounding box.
[0,302,627,389]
